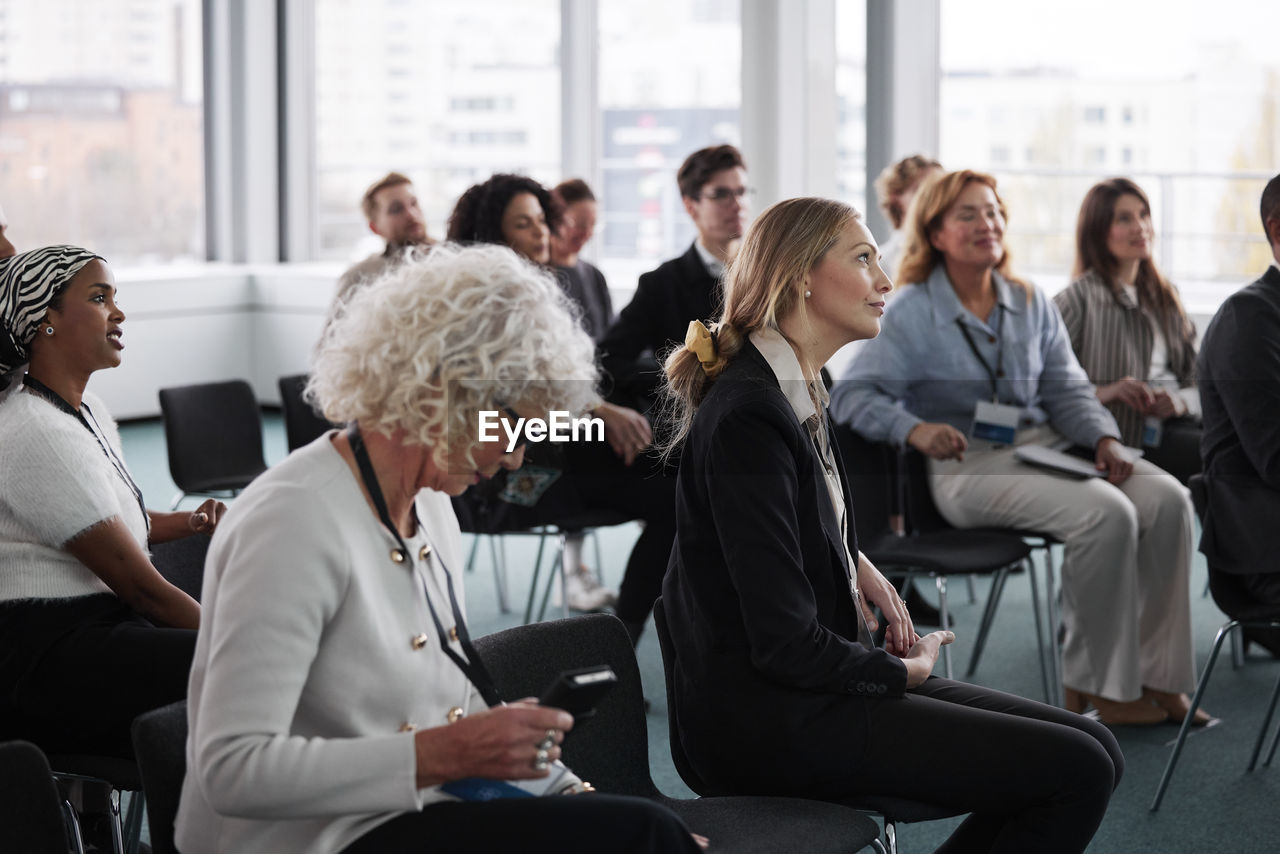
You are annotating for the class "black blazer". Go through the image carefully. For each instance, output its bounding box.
[661,340,908,796]
[599,243,721,409]
[1197,265,1280,574]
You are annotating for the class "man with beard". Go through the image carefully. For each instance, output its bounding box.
[333,172,434,305]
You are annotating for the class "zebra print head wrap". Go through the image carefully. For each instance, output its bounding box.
[0,245,104,387]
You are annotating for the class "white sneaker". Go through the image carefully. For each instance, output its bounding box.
[564,563,618,612]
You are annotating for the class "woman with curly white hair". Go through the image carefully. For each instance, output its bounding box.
[175,244,705,854]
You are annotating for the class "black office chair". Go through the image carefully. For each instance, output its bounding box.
[833,425,1036,686]
[895,446,1068,703]
[159,380,268,509]
[131,701,188,854]
[278,373,339,452]
[474,614,884,853]
[45,753,145,854]
[653,600,956,854]
[150,534,212,602]
[0,740,79,853]
[1149,474,1280,811]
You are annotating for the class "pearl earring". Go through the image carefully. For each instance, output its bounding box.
[804,290,812,299]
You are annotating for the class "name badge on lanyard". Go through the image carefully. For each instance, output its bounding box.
[956,305,1017,445]
[971,400,1020,445]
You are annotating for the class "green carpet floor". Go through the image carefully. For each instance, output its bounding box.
[118,414,1280,852]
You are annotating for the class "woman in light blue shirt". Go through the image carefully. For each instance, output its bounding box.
[831,170,1204,727]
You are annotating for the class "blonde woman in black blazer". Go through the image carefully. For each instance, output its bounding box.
[660,197,1122,853]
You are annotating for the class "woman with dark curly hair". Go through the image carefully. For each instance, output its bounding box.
[447,173,555,264]
[447,175,677,641]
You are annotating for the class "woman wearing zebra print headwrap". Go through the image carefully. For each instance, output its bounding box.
[0,246,218,761]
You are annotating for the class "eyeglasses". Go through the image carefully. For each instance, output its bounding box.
[700,186,756,204]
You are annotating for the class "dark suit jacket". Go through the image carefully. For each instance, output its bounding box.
[661,340,908,796]
[598,243,721,409]
[1197,265,1280,574]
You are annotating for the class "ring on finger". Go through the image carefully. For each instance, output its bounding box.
[537,729,557,751]
[533,748,550,771]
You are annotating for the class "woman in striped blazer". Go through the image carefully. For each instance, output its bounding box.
[1055,178,1201,484]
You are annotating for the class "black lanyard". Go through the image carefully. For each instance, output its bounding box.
[345,423,502,708]
[955,303,1006,404]
[22,375,150,535]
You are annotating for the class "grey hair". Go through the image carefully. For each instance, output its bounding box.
[310,242,600,466]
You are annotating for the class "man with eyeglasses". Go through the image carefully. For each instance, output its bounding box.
[599,144,751,413]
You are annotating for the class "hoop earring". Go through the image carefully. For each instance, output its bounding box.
[44,326,54,336]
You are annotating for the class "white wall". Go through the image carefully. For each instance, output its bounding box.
[91,265,339,419]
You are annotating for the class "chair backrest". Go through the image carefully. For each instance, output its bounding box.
[131,701,188,854]
[0,740,73,854]
[651,598,722,797]
[150,535,211,602]
[159,380,267,493]
[830,422,897,548]
[278,373,336,452]
[471,614,658,799]
[900,446,954,534]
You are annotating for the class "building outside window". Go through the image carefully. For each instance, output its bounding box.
[0,0,204,266]
[314,0,560,262]
[940,0,1280,309]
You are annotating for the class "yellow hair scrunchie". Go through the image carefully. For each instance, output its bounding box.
[685,320,717,373]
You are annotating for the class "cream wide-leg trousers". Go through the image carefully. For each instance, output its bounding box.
[928,428,1196,702]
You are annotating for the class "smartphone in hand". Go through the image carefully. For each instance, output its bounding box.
[538,665,617,719]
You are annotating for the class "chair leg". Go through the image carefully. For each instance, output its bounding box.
[523,531,550,624]
[1151,621,1235,811]
[1264,689,1280,768]
[884,818,898,854]
[465,533,480,573]
[123,791,145,854]
[964,566,1010,678]
[1025,556,1052,705]
[591,528,605,587]
[169,490,186,511]
[1247,670,1280,772]
[936,575,952,680]
[536,538,567,622]
[965,573,978,604]
[1041,547,1064,708]
[489,536,510,614]
[870,841,888,854]
[107,788,125,854]
[1231,624,1244,669]
[62,799,86,854]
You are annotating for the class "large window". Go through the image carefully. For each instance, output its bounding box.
[835,0,867,218]
[940,0,1280,308]
[0,0,204,265]
[596,0,741,289]
[314,0,561,262]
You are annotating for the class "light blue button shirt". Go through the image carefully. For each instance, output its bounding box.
[829,264,1121,449]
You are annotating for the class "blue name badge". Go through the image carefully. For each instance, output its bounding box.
[1142,417,1163,448]
[440,778,537,801]
[971,400,1020,446]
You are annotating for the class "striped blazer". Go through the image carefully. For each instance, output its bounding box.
[1054,269,1197,446]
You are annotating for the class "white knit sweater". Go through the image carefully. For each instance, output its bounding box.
[0,387,148,602]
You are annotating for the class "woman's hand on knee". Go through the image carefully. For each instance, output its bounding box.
[413,701,573,787]
[906,422,967,461]
[903,631,955,688]
[1094,437,1134,485]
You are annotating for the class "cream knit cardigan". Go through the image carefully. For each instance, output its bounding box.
[0,388,148,602]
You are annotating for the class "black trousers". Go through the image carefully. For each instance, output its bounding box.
[564,442,677,626]
[340,793,701,854]
[0,594,196,759]
[827,677,1123,854]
